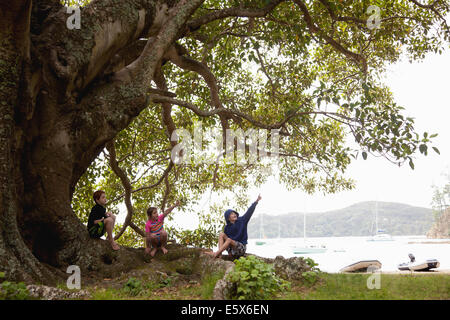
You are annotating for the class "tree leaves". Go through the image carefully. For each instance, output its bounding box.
[432,147,440,155]
[71,0,448,246]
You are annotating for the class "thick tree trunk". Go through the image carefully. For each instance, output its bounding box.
[0,0,204,284]
[0,0,59,283]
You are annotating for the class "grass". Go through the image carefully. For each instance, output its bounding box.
[26,271,448,300]
[86,272,449,300]
[87,271,225,300]
[280,273,450,300]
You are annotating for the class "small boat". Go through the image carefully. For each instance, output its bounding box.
[292,245,327,254]
[367,231,394,242]
[397,254,440,271]
[255,241,266,246]
[366,202,394,241]
[340,260,382,273]
[292,205,327,254]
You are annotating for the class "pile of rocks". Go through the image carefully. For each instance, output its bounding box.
[26,285,91,300]
[211,254,312,299]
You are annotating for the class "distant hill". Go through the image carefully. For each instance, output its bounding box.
[248,201,434,238]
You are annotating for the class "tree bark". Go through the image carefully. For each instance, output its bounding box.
[0,0,204,284]
[0,0,61,283]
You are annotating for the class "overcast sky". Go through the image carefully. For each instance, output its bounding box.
[251,47,450,216]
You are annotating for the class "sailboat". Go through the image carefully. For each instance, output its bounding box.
[292,210,327,254]
[255,213,267,245]
[367,201,394,242]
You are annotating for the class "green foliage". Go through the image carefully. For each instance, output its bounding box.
[226,255,290,300]
[304,257,319,268]
[121,274,180,297]
[168,204,225,248]
[200,271,225,299]
[61,0,91,7]
[114,223,144,248]
[169,227,219,249]
[301,258,321,286]
[0,272,31,300]
[122,277,143,296]
[71,0,449,248]
[282,273,450,300]
[157,275,177,288]
[431,169,450,219]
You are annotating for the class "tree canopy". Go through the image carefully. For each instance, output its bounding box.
[65,0,449,247]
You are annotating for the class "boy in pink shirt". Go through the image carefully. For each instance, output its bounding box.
[145,200,180,257]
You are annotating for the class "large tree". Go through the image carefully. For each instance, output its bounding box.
[0,0,448,283]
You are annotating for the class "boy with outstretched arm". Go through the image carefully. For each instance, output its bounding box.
[208,194,262,259]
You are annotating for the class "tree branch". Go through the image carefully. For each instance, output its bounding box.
[293,0,368,73]
[71,0,204,188]
[113,0,205,86]
[149,94,350,132]
[35,0,163,92]
[105,141,134,241]
[164,43,240,137]
[187,0,285,31]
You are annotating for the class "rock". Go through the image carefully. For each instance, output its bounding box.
[26,285,91,300]
[210,254,312,299]
[168,257,195,275]
[155,271,168,278]
[211,259,235,300]
[272,255,311,281]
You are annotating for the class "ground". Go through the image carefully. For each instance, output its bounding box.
[1,242,449,300]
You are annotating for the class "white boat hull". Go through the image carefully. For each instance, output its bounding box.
[398,259,440,271]
[367,234,394,241]
[340,260,382,273]
[293,247,327,254]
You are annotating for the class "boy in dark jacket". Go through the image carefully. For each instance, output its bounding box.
[208,194,261,259]
[87,190,119,250]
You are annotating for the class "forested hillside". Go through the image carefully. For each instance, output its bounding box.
[248,201,433,238]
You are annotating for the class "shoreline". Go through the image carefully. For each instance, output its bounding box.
[407,241,450,244]
[335,269,450,275]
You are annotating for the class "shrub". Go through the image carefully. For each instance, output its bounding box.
[0,272,31,300]
[168,226,218,248]
[301,257,321,286]
[122,277,143,296]
[226,255,290,300]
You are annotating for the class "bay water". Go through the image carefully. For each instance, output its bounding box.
[243,235,450,273]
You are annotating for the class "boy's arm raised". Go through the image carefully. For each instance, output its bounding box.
[242,194,261,223]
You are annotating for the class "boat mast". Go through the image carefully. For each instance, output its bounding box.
[375,201,378,233]
[278,218,280,239]
[259,213,263,239]
[303,210,306,243]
